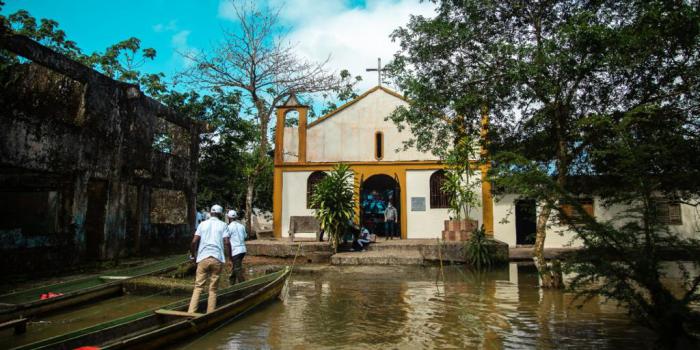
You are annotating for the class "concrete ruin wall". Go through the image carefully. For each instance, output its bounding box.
[0,27,202,274]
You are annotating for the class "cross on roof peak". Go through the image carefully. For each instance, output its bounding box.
[366,57,389,87]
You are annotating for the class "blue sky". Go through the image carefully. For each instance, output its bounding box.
[2,0,435,93]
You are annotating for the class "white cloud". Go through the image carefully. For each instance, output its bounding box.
[171,30,198,68]
[153,19,178,33]
[218,0,436,92]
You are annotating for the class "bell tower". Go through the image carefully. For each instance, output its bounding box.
[274,93,309,164]
[273,92,309,239]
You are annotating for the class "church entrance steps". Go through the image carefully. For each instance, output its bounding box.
[246,238,510,264]
[331,250,424,266]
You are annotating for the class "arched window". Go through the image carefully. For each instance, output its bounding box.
[307,171,327,209]
[429,170,451,208]
[375,131,383,160]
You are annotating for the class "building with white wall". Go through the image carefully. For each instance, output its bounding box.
[272,86,699,246]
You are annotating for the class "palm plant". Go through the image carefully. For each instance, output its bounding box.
[465,225,491,269]
[310,163,356,253]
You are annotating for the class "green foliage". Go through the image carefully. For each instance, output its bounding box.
[464,225,491,270]
[563,105,700,348]
[441,135,480,220]
[317,69,363,116]
[0,7,165,96]
[310,164,356,253]
[159,89,268,211]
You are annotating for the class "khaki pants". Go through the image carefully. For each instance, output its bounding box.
[188,257,223,313]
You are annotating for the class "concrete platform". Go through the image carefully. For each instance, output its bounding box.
[508,247,578,261]
[331,250,424,265]
[247,238,510,265]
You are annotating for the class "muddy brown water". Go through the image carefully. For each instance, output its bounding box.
[169,264,661,349]
[2,263,689,349]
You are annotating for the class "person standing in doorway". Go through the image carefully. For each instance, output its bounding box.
[384,202,398,240]
[227,210,247,284]
[188,205,231,314]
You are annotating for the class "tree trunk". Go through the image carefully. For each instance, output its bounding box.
[533,204,563,288]
[533,106,567,289]
[245,178,254,237]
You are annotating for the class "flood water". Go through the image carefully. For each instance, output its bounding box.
[171,264,660,349]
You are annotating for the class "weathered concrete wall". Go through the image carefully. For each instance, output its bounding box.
[0,28,202,273]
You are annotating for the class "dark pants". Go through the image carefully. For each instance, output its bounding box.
[385,220,396,238]
[229,253,246,284]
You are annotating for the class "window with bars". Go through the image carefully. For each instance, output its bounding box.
[560,198,594,224]
[306,171,327,209]
[653,198,683,225]
[429,170,451,209]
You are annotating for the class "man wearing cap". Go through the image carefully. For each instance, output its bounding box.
[188,204,232,313]
[226,210,247,284]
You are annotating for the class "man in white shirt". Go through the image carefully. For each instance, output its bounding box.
[188,205,232,313]
[226,210,247,284]
[384,202,398,240]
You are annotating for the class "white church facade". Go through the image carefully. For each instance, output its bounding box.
[272,86,700,247]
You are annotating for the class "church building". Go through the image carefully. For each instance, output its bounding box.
[272,86,699,247]
[272,86,493,242]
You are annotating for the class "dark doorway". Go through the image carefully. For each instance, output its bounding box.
[515,199,536,245]
[85,179,108,260]
[360,174,400,238]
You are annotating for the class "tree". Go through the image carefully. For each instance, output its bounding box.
[389,0,697,288]
[0,4,166,96]
[310,164,355,253]
[564,105,700,348]
[179,0,339,233]
[158,89,263,212]
[391,0,700,340]
[316,69,363,117]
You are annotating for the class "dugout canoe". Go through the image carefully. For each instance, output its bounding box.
[0,255,188,323]
[13,266,290,350]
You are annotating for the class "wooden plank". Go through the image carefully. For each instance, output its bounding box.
[100,276,131,280]
[0,317,27,334]
[154,309,203,318]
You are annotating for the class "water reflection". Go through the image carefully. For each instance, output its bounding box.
[173,264,657,349]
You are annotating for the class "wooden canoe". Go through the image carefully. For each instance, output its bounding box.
[13,267,290,350]
[0,255,188,323]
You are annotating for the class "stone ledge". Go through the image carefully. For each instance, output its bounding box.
[331,251,424,265]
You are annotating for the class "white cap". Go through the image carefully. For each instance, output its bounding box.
[226,210,237,219]
[210,205,224,214]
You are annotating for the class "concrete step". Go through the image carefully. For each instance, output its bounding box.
[365,239,440,252]
[331,250,424,265]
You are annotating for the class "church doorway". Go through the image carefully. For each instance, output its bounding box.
[360,174,400,239]
[515,199,536,245]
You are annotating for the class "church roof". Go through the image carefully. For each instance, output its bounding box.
[278,92,308,108]
[308,85,407,128]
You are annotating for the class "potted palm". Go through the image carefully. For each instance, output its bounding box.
[310,163,356,253]
[441,136,480,241]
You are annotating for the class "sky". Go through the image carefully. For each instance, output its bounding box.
[2,0,436,94]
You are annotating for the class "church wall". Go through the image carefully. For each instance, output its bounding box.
[405,170,449,238]
[283,127,299,162]
[493,195,518,246]
[493,196,700,247]
[306,90,438,163]
[405,170,484,239]
[281,171,315,238]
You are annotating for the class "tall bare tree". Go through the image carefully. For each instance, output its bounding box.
[179,0,339,233]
